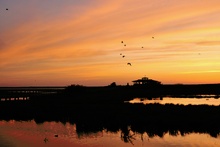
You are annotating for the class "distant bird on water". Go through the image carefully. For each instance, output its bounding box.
[122,55,125,58]
[152,37,154,39]
[6,8,8,10]
[124,44,126,46]
[121,41,123,43]
[54,134,58,137]
[44,137,49,143]
[127,63,132,66]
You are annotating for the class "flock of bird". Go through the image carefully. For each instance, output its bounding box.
[120,40,132,66]
[120,37,154,66]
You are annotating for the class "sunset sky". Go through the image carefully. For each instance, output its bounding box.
[1,0,220,86]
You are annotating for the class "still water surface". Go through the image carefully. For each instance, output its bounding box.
[129,97,220,106]
[1,97,220,146]
[0,120,220,147]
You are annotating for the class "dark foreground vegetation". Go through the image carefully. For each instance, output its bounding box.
[1,84,220,143]
[0,101,220,139]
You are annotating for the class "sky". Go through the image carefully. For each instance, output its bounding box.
[1,0,220,86]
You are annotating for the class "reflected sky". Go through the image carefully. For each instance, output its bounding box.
[129,97,220,106]
[0,120,220,147]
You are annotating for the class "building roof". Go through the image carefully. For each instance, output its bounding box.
[132,77,161,84]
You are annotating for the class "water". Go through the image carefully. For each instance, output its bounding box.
[128,97,220,106]
[0,120,220,147]
[1,95,220,146]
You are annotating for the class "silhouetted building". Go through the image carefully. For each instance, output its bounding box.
[132,77,161,86]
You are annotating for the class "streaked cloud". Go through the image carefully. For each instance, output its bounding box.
[1,0,220,86]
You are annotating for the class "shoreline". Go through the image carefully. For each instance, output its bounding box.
[0,83,220,103]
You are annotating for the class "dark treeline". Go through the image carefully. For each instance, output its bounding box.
[161,84,220,96]
[63,84,220,101]
[1,84,220,103]
[0,101,220,139]
[32,83,220,104]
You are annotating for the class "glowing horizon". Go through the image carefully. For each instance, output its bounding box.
[1,0,220,86]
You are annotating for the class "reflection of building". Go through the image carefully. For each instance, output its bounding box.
[132,77,161,86]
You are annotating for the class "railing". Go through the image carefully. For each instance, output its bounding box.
[0,87,65,102]
[1,97,30,101]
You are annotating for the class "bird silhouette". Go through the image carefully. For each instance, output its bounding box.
[121,41,123,43]
[142,46,144,48]
[127,63,132,66]
[152,37,154,39]
[6,8,8,10]
[124,44,126,46]
[122,55,125,58]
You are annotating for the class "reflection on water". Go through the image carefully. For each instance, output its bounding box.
[1,120,220,147]
[129,97,220,106]
[1,92,220,146]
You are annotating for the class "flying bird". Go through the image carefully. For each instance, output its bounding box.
[127,63,132,66]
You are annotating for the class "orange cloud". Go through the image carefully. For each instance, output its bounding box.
[1,0,220,86]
